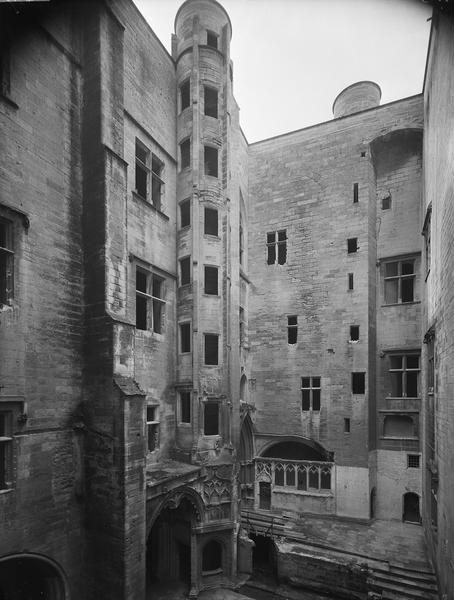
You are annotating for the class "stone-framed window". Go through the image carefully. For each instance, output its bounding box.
[287,315,297,344]
[180,198,191,229]
[203,401,219,435]
[204,334,219,366]
[135,268,166,333]
[180,322,191,353]
[180,79,190,111]
[301,377,321,411]
[0,217,13,306]
[267,230,287,265]
[0,410,13,490]
[204,86,218,118]
[383,258,416,304]
[386,353,420,398]
[204,206,218,236]
[178,390,191,424]
[146,405,159,452]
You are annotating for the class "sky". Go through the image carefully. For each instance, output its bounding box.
[134,0,432,143]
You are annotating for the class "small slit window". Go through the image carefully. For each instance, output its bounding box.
[344,418,351,433]
[204,146,218,178]
[287,315,297,344]
[350,325,359,341]
[146,406,159,452]
[348,273,354,290]
[353,183,359,203]
[0,411,13,490]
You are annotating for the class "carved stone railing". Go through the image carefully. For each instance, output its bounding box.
[255,457,334,494]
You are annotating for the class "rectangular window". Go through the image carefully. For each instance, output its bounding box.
[180,139,191,170]
[347,238,358,253]
[204,146,218,177]
[388,354,420,398]
[0,218,13,306]
[287,315,297,344]
[204,207,218,236]
[204,266,218,295]
[136,268,150,330]
[239,306,245,346]
[180,199,191,228]
[350,325,359,341]
[179,391,191,424]
[206,31,218,49]
[407,454,420,468]
[301,377,321,411]
[180,79,190,111]
[348,273,354,290]
[180,322,191,353]
[267,230,287,265]
[353,182,359,203]
[135,139,149,199]
[0,411,12,490]
[352,372,365,394]
[151,155,164,210]
[344,418,351,433]
[180,256,191,286]
[204,401,219,435]
[151,275,165,334]
[204,86,218,118]
[146,406,159,452]
[382,196,392,210]
[384,259,415,304]
[204,334,219,365]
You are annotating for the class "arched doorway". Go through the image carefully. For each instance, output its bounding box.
[146,493,202,598]
[403,492,421,523]
[0,554,67,600]
[250,534,277,580]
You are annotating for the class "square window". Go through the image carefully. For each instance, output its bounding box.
[347,238,358,253]
[180,139,191,170]
[180,199,191,228]
[204,146,218,178]
[180,391,191,424]
[352,372,365,394]
[204,86,218,118]
[204,207,218,236]
[382,196,391,210]
[180,322,191,353]
[204,401,219,435]
[204,266,218,295]
[180,257,191,286]
[407,454,420,468]
[204,334,219,365]
[180,79,190,111]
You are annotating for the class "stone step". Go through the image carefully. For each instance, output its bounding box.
[388,563,437,579]
[371,571,438,593]
[370,576,439,600]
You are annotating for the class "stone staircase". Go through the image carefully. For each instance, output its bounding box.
[369,563,439,600]
[241,509,286,538]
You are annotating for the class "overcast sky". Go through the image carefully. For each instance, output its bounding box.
[134,0,432,143]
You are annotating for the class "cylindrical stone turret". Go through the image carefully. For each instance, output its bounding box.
[332,81,381,118]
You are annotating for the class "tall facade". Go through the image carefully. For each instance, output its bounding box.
[0,1,453,599]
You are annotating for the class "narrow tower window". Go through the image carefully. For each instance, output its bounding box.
[344,418,351,433]
[180,257,191,286]
[206,31,218,49]
[348,273,354,290]
[204,207,218,236]
[180,199,190,228]
[353,182,359,203]
[204,86,218,118]
[180,139,190,170]
[287,315,298,344]
[204,266,219,295]
[204,334,219,365]
[135,140,149,199]
[179,391,191,424]
[180,322,191,353]
[180,79,190,111]
[350,325,359,341]
[347,238,358,253]
[204,146,218,177]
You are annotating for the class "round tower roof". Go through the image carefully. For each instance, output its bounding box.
[332,81,382,119]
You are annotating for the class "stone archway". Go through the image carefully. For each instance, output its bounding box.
[0,554,68,600]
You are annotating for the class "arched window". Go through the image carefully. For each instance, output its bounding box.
[202,540,223,573]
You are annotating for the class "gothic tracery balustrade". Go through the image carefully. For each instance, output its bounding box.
[255,457,334,494]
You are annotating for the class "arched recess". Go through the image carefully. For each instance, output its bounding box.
[239,413,255,504]
[239,374,248,403]
[0,553,69,600]
[147,485,205,536]
[260,436,330,462]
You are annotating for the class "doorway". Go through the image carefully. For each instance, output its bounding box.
[403,492,421,523]
[259,482,271,510]
[0,555,66,600]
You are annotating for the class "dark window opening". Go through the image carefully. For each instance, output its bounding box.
[204,207,218,236]
[135,139,149,199]
[136,268,149,330]
[348,273,354,290]
[202,540,222,572]
[147,406,159,452]
[151,155,164,210]
[151,275,165,334]
[353,183,359,203]
[204,86,218,118]
[180,257,191,286]
[403,492,420,524]
[408,454,420,468]
[206,31,218,49]
[287,315,297,344]
[180,322,191,353]
[388,354,420,398]
[204,401,219,435]
[382,196,392,210]
[360,151,366,157]
[180,199,190,228]
[267,230,287,265]
[384,259,415,304]
[180,79,190,111]
[204,146,218,177]
[274,466,284,486]
[350,325,359,341]
[204,266,218,295]
[204,334,219,365]
[180,139,190,170]
[347,238,358,253]
[180,391,191,424]
[0,411,12,489]
[344,418,351,433]
[301,377,321,411]
[0,218,13,306]
[352,372,365,394]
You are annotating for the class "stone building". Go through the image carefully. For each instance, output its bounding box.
[0,0,453,599]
